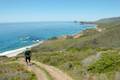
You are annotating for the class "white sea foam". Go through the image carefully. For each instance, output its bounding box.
[0,41,44,57]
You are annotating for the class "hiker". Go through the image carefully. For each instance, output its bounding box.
[24,48,32,65]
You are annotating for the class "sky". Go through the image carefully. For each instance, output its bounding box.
[0,0,120,23]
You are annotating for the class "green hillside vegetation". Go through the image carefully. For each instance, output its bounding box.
[0,57,36,80]
[96,17,120,24]
[88,50,120,73]
[31,17,120,80]
[1,17,120,80]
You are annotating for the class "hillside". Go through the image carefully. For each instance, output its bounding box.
[90,17,120,48]
[96,17,120,24]
[1,17,120,80]
[31,17,120,80]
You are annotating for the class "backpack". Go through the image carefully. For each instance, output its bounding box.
[25,50,31,57]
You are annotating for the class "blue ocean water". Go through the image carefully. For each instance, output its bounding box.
[0,22,96,53]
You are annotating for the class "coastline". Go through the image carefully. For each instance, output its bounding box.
[0,41,44,57]
[0,24,97,58]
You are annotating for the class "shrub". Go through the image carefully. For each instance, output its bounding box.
[88,52,120,73]
[0,61,36,80]
[63,62,73,70]
[48,36,58,40]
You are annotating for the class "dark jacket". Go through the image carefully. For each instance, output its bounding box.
[24,50,31,57]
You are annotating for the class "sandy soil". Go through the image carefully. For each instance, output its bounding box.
[33,61,73,80]
[19,58,73,80]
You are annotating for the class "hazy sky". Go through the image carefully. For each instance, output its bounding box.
[0,0,120,23]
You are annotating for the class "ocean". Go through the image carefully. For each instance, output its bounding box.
[0,22,96,53]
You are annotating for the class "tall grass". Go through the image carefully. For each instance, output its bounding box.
[0,57,36,80]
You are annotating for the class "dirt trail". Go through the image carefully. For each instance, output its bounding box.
[19,59,48,80]
[31,65,48,80]
[19,59,73,80]
[32,61,73,80]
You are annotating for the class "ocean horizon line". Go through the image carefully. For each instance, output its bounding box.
[0,21,77,24]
